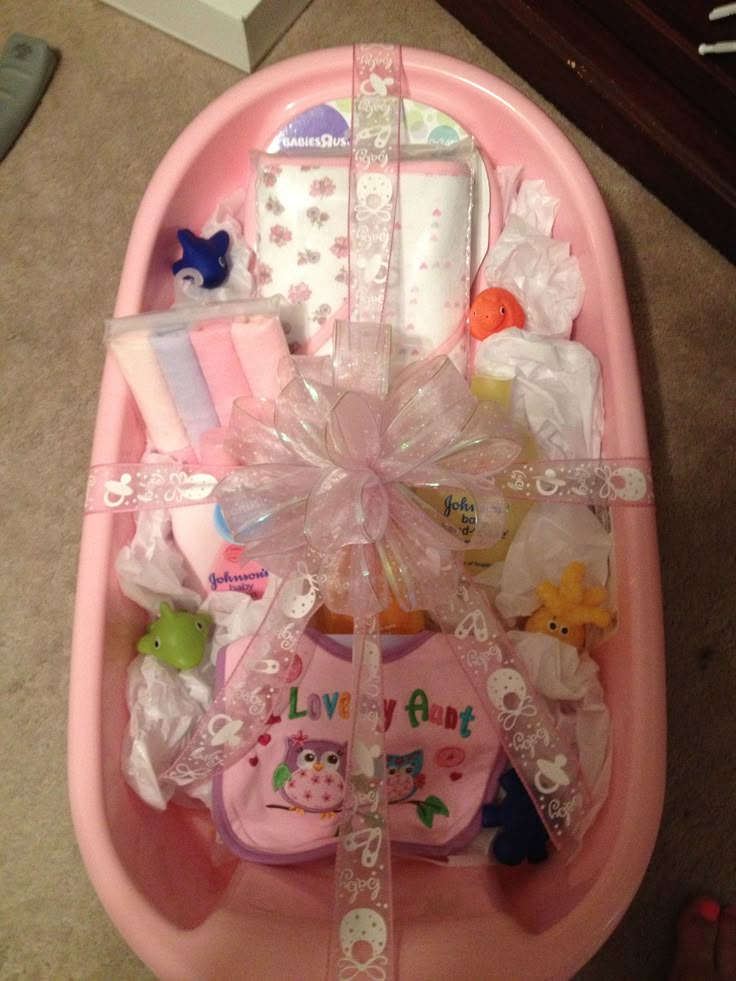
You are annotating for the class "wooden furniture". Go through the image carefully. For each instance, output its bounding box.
[438,0,736,261]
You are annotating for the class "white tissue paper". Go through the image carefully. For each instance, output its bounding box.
[483,177,584,339]
[490,502,612,620]
[174,189,256,305]
[123,654,214,810]
[508,179,559,235]
[494,164,523,224]
[509,629,611,825]
[116,508,203,615]
[474,330,604,459]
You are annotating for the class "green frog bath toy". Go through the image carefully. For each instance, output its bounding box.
[137,602,213,670]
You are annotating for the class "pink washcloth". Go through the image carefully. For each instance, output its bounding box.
[231,315,290,400]
[109,329,189,453]
[190,319,252,427]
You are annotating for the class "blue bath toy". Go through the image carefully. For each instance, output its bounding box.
[172,229,230,288]
[481,769,549,865]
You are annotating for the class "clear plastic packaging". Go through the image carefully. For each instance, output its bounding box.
[105,298,294,455]
[249,141,476,371]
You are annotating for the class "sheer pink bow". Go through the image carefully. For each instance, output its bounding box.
[216,329,522,616]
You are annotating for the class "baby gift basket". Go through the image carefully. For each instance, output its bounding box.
[69,45,665,980]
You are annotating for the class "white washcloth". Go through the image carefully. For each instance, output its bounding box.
[474,330,604,459]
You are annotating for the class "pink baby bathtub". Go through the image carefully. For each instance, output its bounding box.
[69,46,665,981]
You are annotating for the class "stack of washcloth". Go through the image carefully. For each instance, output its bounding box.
[108,304,290,457]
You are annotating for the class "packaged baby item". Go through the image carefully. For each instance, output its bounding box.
[249,143,475,371]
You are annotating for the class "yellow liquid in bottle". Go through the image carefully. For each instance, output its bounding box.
[412,371,539,574]
[462,372,537,572]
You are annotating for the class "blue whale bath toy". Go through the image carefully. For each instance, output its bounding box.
[172,228,230,288]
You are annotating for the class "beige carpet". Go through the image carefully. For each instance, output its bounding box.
[1,1,734,978]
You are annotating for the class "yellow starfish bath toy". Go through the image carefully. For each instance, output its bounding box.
[525,561,612,651]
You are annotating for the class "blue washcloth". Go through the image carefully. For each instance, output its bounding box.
[150,326,219,453]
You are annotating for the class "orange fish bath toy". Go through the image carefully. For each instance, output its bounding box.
[468,287,526,340]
